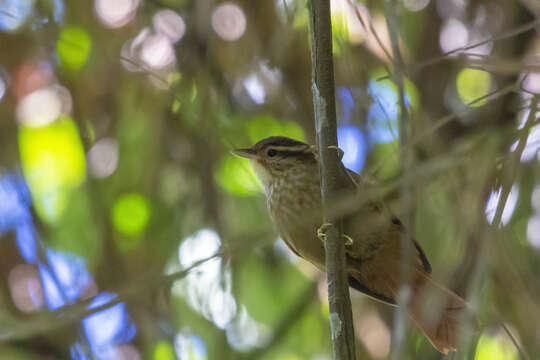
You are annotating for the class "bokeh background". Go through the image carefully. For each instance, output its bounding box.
[0,0,539,359]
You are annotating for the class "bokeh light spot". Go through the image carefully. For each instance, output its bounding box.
[226,306,267,351]
[527,214,540,249]
[216,155,263,196]
[244,74,266,105]
[474,332,518,360]
[367,81,399,144]
[113,344,141,360]
[0,0,34,32]
[440,18,468,54]
[457,68,491,106]
[16,85,72,128]
[154,341,176,360]
[87,138,119,178]
[523,72,540,94]
[83,292,136,357]
[94,0,139,28]
[57,26,92,71]
[140,34,175,69]
[404,0,430,11]
[211,3,247,41]
[13,61,54,100]
[153,9,185,43]
[337,126,366,173]
[112,193,151,236]
[8,264,44,312]
[46,249,93,303]
[176,229,237,329]
[0,73,6,101]
[175,333,207,360]
[485,185,519,226]
[18,116,87,223]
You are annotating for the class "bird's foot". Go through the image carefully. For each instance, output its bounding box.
[327,145,344,160]
[308,145,344,160]
[317,223,332,242]
[317,223,354,246]
[343,234,354,246]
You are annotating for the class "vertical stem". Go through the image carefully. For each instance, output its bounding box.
[308,1,357,359]
[385,1,413,358]
[493,97,538,227]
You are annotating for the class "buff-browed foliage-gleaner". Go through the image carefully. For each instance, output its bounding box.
[233,136,468,354]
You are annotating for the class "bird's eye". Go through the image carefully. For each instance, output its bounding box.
[267,149,277,157]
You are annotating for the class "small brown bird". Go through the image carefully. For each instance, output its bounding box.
[233,136,467,354]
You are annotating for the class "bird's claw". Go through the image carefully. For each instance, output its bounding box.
[308,145,344,160]
[343,234,354,246]
[317,223,354,246]
[317,223,332,242]
[328,145,344,160]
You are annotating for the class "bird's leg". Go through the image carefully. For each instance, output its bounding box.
[317,223,354,247]
[327,145,344,161]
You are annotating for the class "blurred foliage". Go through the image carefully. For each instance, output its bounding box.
[0,0,540,359]
[57,26,92,72]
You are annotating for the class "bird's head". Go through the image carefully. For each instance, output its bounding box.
[232,136,317,188]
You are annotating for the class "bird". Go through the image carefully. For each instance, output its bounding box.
[232,135,468,354]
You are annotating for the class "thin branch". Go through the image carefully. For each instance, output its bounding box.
[385,1,413,357]
[376,17,540,81]
[0,252,221,341]
[347,0,393,76]
[486,97,539,360]
[492,97,538,226]
[308,0,357,359]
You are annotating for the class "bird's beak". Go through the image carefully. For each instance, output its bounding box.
[231,148,258,159]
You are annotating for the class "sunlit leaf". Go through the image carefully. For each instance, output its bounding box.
[457,69,491,107]
[56,26,92,71]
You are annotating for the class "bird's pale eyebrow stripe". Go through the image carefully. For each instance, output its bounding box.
[268,145,310,152]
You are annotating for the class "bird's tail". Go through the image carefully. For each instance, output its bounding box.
[408,270,468,354]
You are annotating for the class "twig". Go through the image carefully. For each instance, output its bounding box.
[346,0,393,76]
[486,97,539,360]
[384,1,413,357]
[376,17,540,81]
[308,0,357,359]
[492,97,538,227]
[0,252,221,341]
